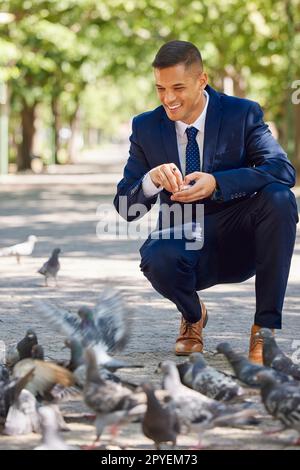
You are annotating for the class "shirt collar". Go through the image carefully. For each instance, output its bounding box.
[175,89,209,138]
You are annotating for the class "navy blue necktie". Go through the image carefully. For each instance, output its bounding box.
[185,126,200,175]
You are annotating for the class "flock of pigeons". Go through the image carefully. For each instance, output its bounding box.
[0,235,61,286]
[1,236,300,450]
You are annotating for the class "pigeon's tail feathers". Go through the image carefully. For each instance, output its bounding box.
[38,265,47,275]
[94,289,131,352]
[5,368,35,410]
[34,300,81,340]
[50,384,81,401]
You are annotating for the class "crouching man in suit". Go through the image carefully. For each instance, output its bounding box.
[114,40,298,364]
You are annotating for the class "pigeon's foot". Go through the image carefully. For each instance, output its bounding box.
[81,438,104,451]
[109,424,120,438]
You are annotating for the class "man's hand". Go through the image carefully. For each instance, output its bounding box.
[170,172,216,203]
[149,163,183,193]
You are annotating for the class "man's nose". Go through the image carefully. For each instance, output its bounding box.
[164,90,177,104]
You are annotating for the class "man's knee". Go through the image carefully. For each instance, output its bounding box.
[258,183,298,218]
[139,239,180,277]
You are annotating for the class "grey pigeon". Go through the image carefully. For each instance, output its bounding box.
[259,329,300,380]
[34,406,78,450]
[216,342,293,387]
[160,361,257,437]
[4,389,40,435]
[38,248,61,286]
[35,289,139,369]
[257,370,300,443]
[65,339,138,390]
[83,348,146,447]
[0,364,9,382]
[141,382,180,449]
[189,353,244,401]
[0,235,37,263]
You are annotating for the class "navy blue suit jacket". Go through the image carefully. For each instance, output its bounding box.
[114,85,295,221]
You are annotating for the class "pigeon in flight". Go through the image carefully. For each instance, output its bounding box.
[35,289,137,369]
[64,338,139,390]
[0,235,37,263]
[216,342,293,387]
[258,329,300,380]
[38,248,61,286]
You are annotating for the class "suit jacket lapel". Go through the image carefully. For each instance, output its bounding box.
[202,85,222,173]
[160,112,182,173]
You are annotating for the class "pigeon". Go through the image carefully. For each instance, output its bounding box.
[0,364,10,382]
[259,329,300,380]
[188,353,244,401]
[35,289,139,369]
[141,382,180,450]
[38,248,61,286]
[17,329,38,361]
[257,370,300,443]
[5,330,42,368]
[176,361,194,388]
[65,339,138,390]
[3,389,40,435]
[159,361,257,438]
[83,348,146,447]
[0,368,35,423]
[0,235,37,263]
[34,406,78,450]
[12,358,74,401]
[216,342,293,387]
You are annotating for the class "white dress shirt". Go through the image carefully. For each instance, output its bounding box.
[142,90,209,198]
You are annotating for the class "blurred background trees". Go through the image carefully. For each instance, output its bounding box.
[0,0,299,173]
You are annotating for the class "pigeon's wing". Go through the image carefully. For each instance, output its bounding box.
[34,300,82,340]
[93,290,131,352]
[85,380,134,414]
[271,354,293,372]
[13,359,74,398]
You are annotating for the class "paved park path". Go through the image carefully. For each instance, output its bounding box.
[0,157,299,450]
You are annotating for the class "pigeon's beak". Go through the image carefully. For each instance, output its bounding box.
[212,351,220,356]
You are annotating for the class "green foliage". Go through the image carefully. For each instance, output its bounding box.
[0,0,299,159]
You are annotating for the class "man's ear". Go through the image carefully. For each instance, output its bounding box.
[199,72,208,90]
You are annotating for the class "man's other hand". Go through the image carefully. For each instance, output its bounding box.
[170,172,216,202]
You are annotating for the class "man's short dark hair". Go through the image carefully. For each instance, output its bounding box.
[152,40,203,70]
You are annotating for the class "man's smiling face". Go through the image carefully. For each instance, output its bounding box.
[154,63,207,125]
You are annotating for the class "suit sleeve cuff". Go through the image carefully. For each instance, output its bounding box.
[142,172,163,198]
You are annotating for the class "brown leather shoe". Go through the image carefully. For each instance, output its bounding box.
[175,301,208,356]
[248,324,274,365]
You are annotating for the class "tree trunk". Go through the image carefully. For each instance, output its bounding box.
[67,105,81,163]
[17,101,36,171]
[51,96,61,164]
